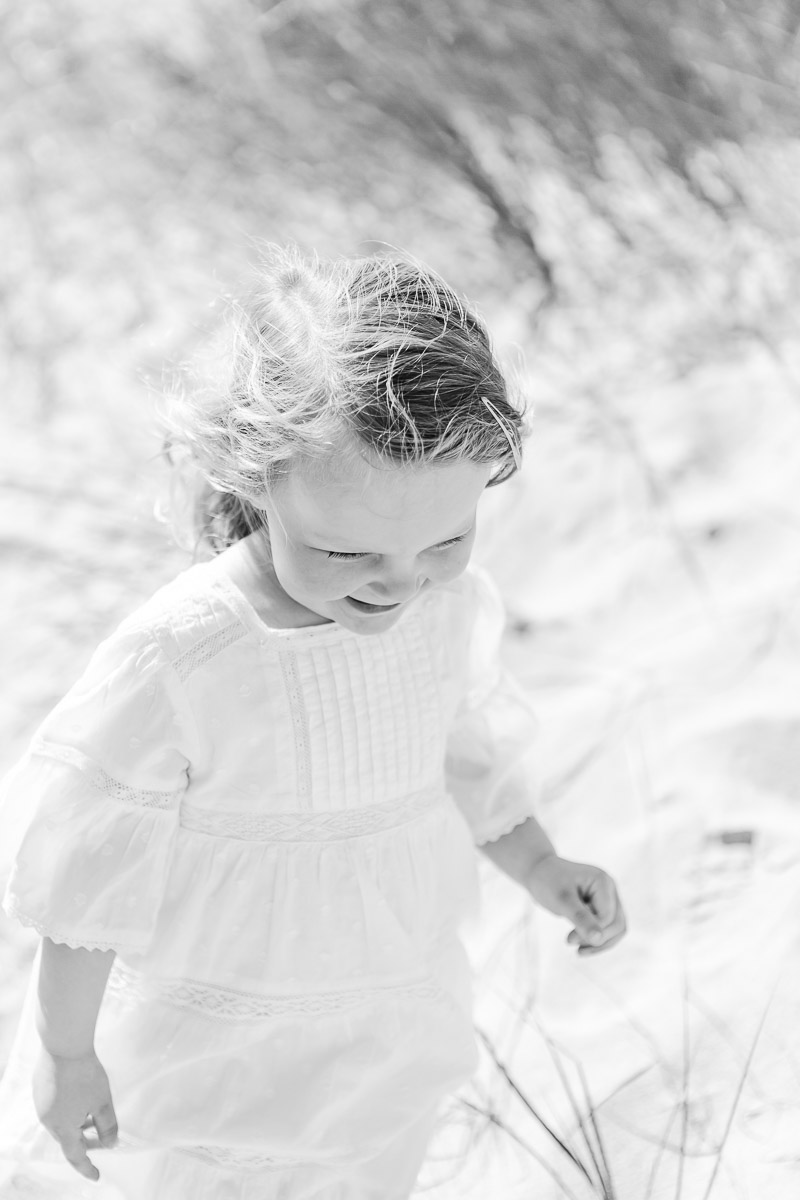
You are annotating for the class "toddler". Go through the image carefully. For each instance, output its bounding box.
[0,249,625,1200]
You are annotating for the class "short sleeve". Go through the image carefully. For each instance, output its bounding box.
[1,624,193,954]
[445,569,539,845]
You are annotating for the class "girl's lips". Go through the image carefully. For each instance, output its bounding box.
[345,596,401,614]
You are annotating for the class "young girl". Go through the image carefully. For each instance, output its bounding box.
[0,249,625,1200]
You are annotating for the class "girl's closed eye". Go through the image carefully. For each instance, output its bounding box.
[325,534,468,561]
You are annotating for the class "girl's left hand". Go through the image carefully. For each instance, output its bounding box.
[526,855,626,955]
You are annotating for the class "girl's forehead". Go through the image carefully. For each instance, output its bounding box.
[274,454,492,540]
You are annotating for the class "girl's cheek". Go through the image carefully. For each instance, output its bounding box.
[429,548,472,584]
[315,561,365,594]
[295,550,355,586]
[447,540,476,572]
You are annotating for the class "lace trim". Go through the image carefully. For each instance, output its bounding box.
[117,1132,298,1173]
[33,741,184,811]
[180,789,442,842]
[474,805,535,846]
[4,906,141,953]
[278,645,312,807]
[178,1145,291,1173]
[172,621,246,682]
[107,962,444,1021]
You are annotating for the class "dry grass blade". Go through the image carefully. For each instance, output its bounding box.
[700,986,777,1200]
[530,1016,616,1199]
[460,1097,589,1200]
[644,1103,682,1200]
[475,1026,601,1194]
[675,970,691,1199]
[575,1059,616,1200]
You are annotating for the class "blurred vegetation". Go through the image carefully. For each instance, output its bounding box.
[2,0,798,414]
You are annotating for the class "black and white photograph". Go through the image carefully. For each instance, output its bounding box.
[0,3,798,1197]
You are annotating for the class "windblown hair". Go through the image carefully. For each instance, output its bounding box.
[165,246,527,553]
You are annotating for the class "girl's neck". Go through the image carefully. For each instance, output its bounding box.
[223,533,333,630]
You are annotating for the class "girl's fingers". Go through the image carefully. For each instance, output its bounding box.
[60,1131,99,1182]
[83,1104,119,1148]
[577,926,627,955]
[584,871,620,928]
[568,878,627,952]
[566,926,624,952]
[539,859,626,954]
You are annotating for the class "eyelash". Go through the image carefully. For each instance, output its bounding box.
[326,534,467,561]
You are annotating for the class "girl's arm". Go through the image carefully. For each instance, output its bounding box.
[33,938,119,1182]
[480,815,626,954]
[37,938,116,1057]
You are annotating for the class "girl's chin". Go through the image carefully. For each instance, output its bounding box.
[323,594,412,634]
[283,586,428,632]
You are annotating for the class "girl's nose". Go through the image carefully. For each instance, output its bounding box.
[366,561,423,603]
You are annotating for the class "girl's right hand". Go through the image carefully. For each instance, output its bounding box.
[33,1046,119,1182]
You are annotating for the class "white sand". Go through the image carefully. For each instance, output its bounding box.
[2,341,800,1197]
[418,343,800,1196]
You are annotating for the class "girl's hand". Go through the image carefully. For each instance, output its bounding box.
[526,854,626,954]
[33,1046,118,1181]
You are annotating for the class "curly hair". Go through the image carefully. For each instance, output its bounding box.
[165,246,527,553]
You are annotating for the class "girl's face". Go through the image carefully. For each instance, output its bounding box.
[252,450,493,634]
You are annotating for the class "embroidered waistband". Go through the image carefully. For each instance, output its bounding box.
[179,789,445,842]
[107,961,444,1022]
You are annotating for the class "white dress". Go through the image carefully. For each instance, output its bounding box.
[0,553,537,1200]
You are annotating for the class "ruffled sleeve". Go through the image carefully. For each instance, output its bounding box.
[444,569,539,845]
[1,623,194,954]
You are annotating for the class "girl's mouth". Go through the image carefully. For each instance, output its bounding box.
[345,596,401,614]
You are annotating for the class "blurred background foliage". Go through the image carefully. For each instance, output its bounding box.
[0,0,799,758]
[3,0,799,403]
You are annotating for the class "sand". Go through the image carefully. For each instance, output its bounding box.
[2,339,800,1197]
[419,342,800,1196]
